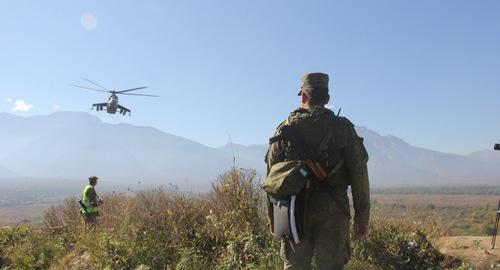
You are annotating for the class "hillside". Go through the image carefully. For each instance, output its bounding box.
[0,169,468,269]
[356,127,500,186]
[0,111,499,190]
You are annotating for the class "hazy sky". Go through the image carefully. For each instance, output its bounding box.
[1,0,499,154]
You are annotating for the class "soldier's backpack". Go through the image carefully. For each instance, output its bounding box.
[262,160,310,199]
[263,118,334,199]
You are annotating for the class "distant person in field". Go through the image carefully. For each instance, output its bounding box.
[80,176,103,227]
[265,73,370,269]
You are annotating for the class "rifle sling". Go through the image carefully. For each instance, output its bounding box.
[326,183,351,219]
[313,125,334,161]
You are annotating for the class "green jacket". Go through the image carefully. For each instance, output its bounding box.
[266,107,370,226]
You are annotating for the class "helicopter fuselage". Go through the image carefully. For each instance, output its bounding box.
[107,94,119,113]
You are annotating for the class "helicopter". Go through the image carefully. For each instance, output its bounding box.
[70,79,158,115]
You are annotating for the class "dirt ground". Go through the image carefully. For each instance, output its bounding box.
[436,236,500,269]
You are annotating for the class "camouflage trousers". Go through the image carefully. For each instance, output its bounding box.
[280,192,351,270]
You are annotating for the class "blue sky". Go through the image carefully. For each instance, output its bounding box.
[0,0,499,154]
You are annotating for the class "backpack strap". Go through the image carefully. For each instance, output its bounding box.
[327,159,344,178]
[313,125,334,160]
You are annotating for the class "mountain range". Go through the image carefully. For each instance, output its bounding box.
[0,111,499,190]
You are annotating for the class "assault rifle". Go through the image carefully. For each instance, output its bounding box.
[269,125,328,180]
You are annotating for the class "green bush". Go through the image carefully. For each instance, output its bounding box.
[0,226,65,269]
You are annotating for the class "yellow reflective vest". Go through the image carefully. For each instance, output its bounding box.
[81,185,99,214]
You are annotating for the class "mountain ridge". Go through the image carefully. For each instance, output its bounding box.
[1,111,499,189]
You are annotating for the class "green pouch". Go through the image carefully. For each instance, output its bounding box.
[263,160,310,198]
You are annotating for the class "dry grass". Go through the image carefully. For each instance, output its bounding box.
[0,168,473,269]
[39,168,280,269]
[372,194,498,208]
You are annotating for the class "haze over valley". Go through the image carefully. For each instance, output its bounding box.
[1,111,499,197]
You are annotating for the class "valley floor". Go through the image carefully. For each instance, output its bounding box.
[0,204,48,227]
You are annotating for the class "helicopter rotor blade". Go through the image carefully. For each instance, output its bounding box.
[116,87,148,93]
[117,92,158,97]
[69,84,111,93]
[82,78,112,92]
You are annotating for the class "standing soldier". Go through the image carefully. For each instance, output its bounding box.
[80,176,103,227]
[266,73,370,269]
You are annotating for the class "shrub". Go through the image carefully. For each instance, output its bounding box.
[351,217,461,270]
[0,226,65,269]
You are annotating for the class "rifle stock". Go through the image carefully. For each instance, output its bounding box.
[304,160,327,180]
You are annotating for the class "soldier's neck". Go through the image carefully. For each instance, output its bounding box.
[301,103,325,110]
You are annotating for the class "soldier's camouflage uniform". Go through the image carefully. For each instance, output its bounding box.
[266,106,370,270]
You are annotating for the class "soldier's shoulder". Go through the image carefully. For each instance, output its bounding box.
[84,185,95,194]
[332,115,355,128]
[328,115,359,141]
[321,109,353,127]
[275,120,287,130]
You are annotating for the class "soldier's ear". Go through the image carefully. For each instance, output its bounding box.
[301,93,308,104]
[324,94,330,105]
